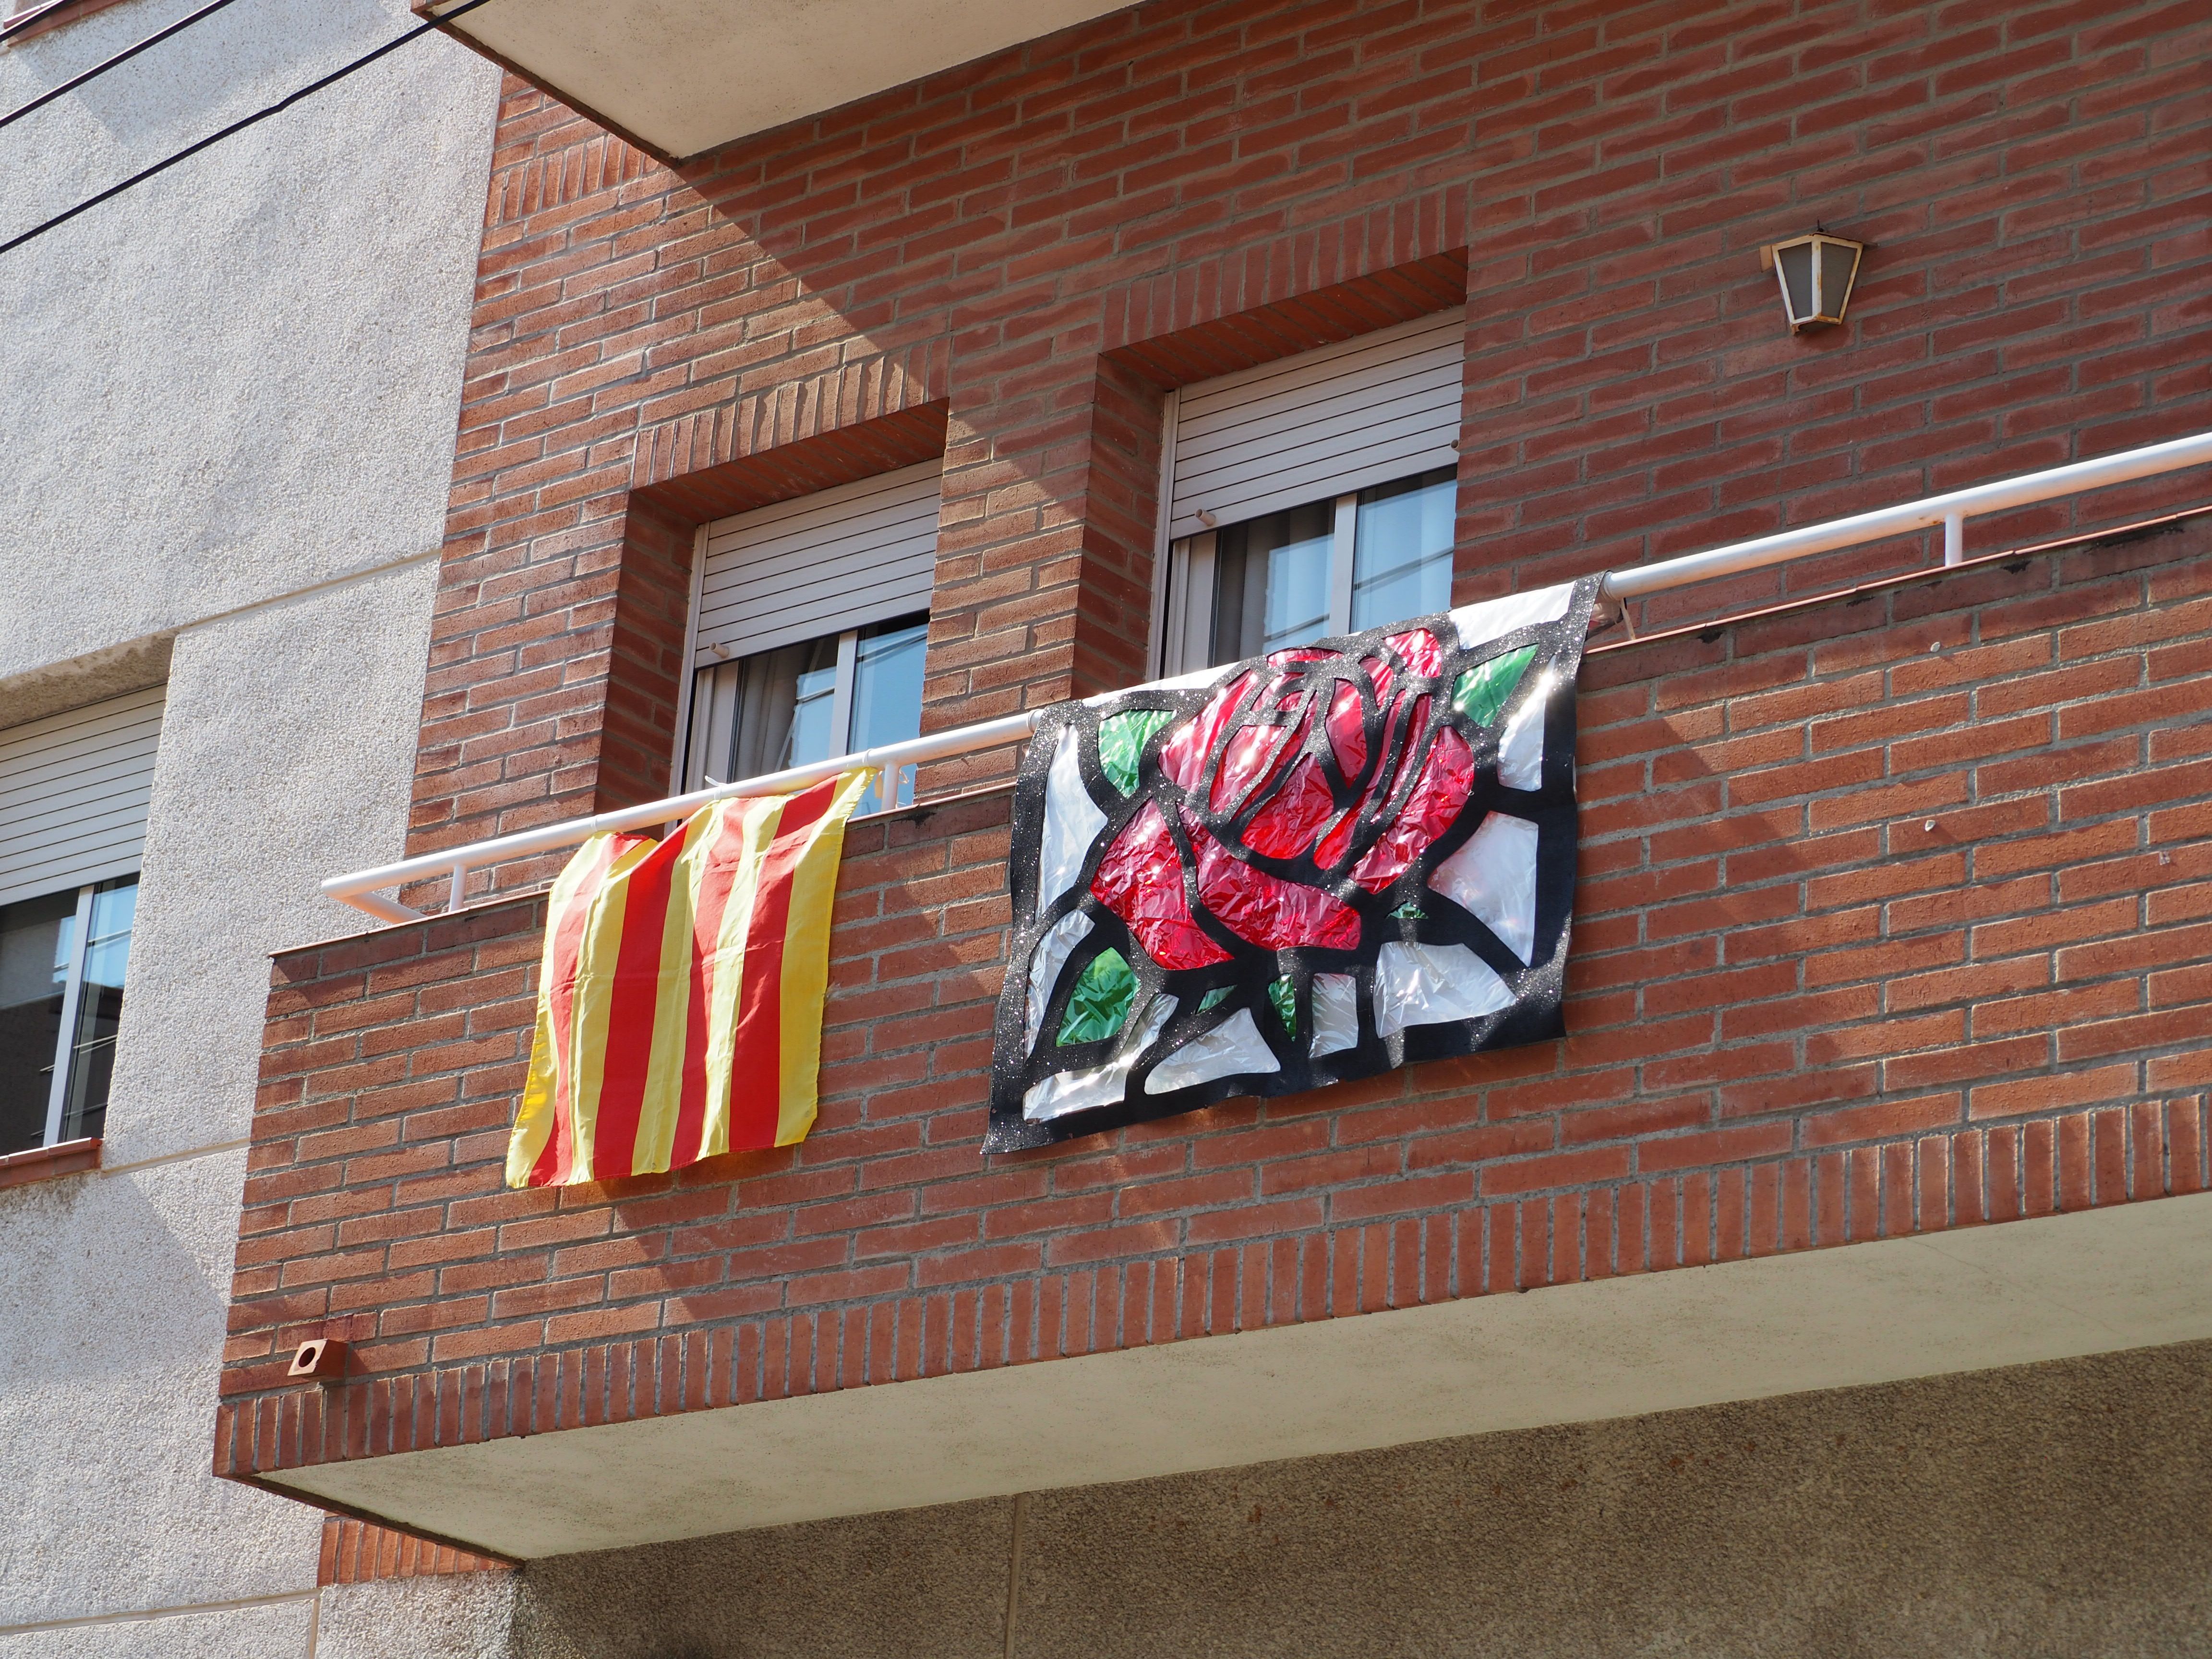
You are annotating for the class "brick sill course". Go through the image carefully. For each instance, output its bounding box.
[0,1137,101,1189]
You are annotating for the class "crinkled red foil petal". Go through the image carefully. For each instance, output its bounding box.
[1314,691,1430,874]
[1210,715,1297,814]
[1371,691,1429,804]
[1326,680,1366,779]
[1188,814,1362,951]
[1385,628,1444,679]
[1312,790,1369,872]
[1241,752,1337,859]
[1089,800,1231,968]
[1349,724,1474,892]
[1160,670,1253,793]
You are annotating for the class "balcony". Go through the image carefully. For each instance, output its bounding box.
[421,0,1142,161]
[215,504,2212,1560]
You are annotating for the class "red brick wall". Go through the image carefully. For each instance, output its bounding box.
[218,519,2212,1477]
[407,0,2212,883]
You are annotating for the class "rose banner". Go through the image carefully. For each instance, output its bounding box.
[985,576,1602,1153]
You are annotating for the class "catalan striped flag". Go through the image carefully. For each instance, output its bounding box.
[506,771,870,1189]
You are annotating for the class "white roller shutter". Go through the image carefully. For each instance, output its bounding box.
[695,462,941,665]
[0,686,164,909]
[1168,309,1465,539]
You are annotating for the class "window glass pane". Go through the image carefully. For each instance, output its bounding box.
[849,614,928,815]
[1351,466,1456,633]
[727,637,842,781]
[59,877,134,1144]
[1209,498,1335,664]
[0,888,76,1156]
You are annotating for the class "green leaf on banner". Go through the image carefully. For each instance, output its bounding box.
[1058,948,1137,1045]
[1098,709,1174,796]
[1199,986,1233,1011]
[1268,976,1298,1036]
[1452,645,1537,727]
[1391,902,1425,920]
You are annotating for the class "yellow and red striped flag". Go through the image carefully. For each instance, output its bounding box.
[506,771,869,1189]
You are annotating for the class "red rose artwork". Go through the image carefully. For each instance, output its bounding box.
[987,577,1602,1152]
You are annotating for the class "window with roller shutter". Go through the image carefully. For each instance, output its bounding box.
[0,685,161,1155]
[1156,310,1467,676]
[681,462,941,815]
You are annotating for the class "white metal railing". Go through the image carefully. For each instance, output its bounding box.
[1599,428,2212,600]
[325,429,2212,924]
[324,712,1040,924]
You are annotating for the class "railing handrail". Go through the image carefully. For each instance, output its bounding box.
[324,712,1042,923]
[1599,427,2212,601]
[326,428,2212,923]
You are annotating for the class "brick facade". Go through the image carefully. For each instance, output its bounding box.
[408,0,2212,903]
[218,517,2212,1477]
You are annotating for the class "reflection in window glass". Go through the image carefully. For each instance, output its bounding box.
[1209,498,1334,664]
[0,875,135,1154]
[849,616,928,815]
[0,890,73,1156]
[698,613,933,817]
[59,878,134,1143]
[1351,466,1455,633]
[726,637,841,782]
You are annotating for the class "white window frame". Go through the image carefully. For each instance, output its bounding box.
[1157,491,1364,681]
[5,872,134,1153]
[682,615,927,810]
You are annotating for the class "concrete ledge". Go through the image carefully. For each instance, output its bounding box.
[263,1191,2212,1559]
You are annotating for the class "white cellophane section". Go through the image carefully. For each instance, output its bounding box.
[1145,1006,1281,1094]
[1036,724,1106,921]
[1448,586,1571,652]
[1428,812,1540,963]
[1373,940,1515,1039]
[1024,994,1177,1121]
[1310,972,1360,1057]
[1024,909,1094,1047]
[1497,670,1550,791]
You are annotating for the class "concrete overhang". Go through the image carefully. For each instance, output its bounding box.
[264,1194,2212,1560]
[424,0,1141,161]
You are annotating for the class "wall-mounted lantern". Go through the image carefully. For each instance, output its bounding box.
[1758,231,1864,333]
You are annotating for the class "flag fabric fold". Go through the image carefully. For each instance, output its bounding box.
[506,770,870,1189]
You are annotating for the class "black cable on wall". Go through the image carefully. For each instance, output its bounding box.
[0,0,248,134]
[0,0,495,259]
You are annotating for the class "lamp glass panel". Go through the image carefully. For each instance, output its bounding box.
[1776,240,1816,326]
[1817,240,1860,321]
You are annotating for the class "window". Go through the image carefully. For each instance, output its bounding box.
[1153,311,1466,675]
[681,464,941,813]
[1177,466,1457,669]
[0,877,135,1156]
[687,613,928,816]
[0,685,163,1154]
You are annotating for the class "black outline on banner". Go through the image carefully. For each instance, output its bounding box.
[985,576,1601,1154]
